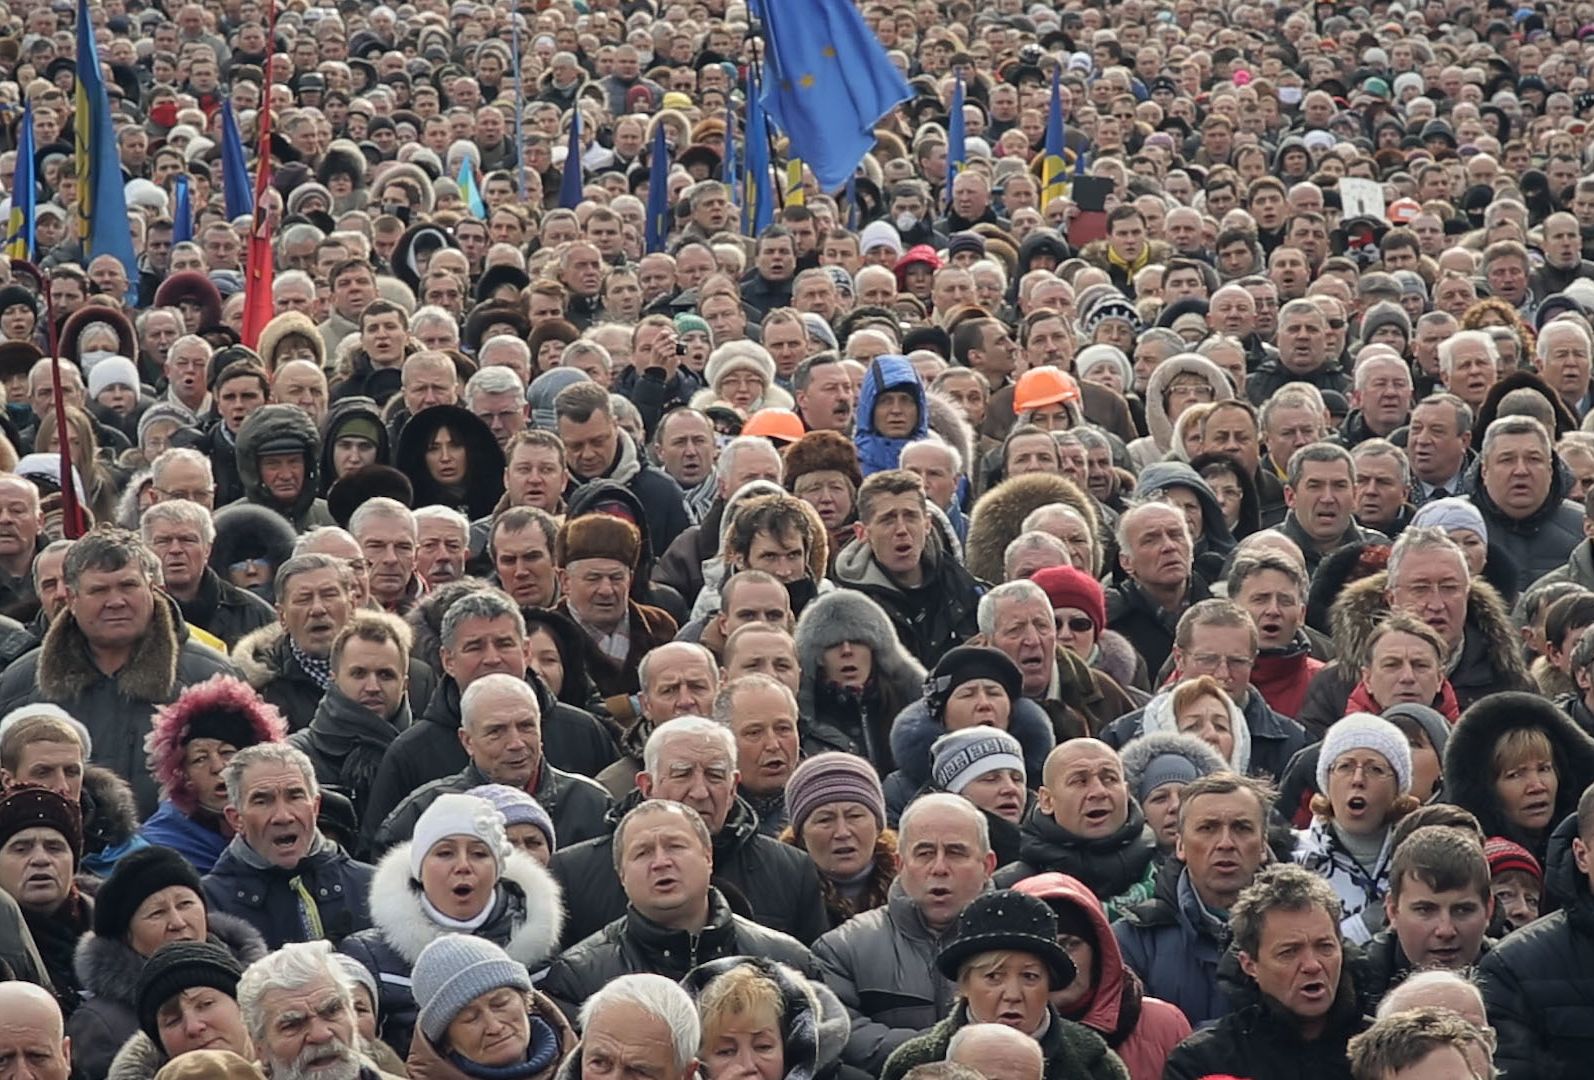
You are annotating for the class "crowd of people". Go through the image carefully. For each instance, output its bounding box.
[0,0,1590,1078]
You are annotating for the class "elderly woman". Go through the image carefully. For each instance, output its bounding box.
[692,342,795,416]
[406,935,575,1080]
[1138,676,1250,776]
[682,957,851,1080]
[883,646,1054,822]
[780,753,896,928]
[341,793,564,1057]
[66,847,266,1078]
[1292,713,1419,945]
[881,890,1129,1080]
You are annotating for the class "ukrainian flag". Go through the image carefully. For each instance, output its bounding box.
[5,100,34,261]
[74,0,137,294]
[1041,66,1069,207]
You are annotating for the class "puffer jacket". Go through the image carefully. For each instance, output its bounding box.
[882,695,1054,823]
[881,1001,1128,1080]
[340,842,564,1058]
[370,760,612,855]
[1014,874,1190,1080]
[547,792,829,949]
[853,354,928,476]
[137,802,228,872]
[1112,864,1233,1028]
[1467,453,1586,591]
[65,912,266,1080]
[235,403,336,532]
[811,880,960,1074]
[681,956,853,1080]
[174,568,275,650]
[201,832,374,949]
[540,888,816,1018]
[993,804,1159,919]
[0,594,237,817]
[1479,811,1594,1080]
[1291,817,1396,946]
[831,530,983,669]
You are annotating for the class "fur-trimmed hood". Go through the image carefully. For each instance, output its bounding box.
[319,396,391,493]
[793,590,926,723]
[887,696,1055,790]
[236,403,324,519]
[687,382,797,414]
[83,766,141,850]
[208,503,298,589]
[1142,353,1233,454]
[256,310,326,371]
[232,622,285,692]
[368,841,563,969]
[106,1030,164,1080]
[1329,569,1527,681]
[145,673,288,812]
[1444,691,1594,849]
[965,472,1098,584]
[40,591,186,705]
[1117,730,1230,801]
[679,956,850,1080]
[74,910,266,1008]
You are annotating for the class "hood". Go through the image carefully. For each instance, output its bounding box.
[794,589,926,725]
[83,765,141,848]
[1134,461,1236,557]
[318,396,391,493]
[1119,728,1232,797]
[236,403,323,518]
[256,310,326,371]
[1139,688,1250,774]
[679,956,850,1080]
[367,840,564,968]
[854,355,928,475]
[1143,354,1233,454]
[146,673,288,813]
[887,696,1055,790]
[1545,809,1587,912]
[1012,872,1127,1036]
[965,472,1098,584]
[1328,569,1528,686]
[522,606,599,710]
[392,404,507,519]
[232,623,285,692]
[207,505,298,587]
[1018,230,1071,275]
[1444,691,1594,847]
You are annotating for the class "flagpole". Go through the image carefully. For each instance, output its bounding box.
[31,261,82,538]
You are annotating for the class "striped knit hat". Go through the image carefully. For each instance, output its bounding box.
[785,752,886,834]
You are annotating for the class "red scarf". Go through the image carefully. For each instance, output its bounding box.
[1345,678,1460,721]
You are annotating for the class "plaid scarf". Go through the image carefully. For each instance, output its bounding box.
[289,637,333,690]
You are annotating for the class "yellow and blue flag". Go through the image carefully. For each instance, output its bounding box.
[644,122,670,254]
[219,102,254,220]
[1041,66,1069,206]
[750,0,910,192]
[5,100,34,261]
[75,0,137,291]
[458,157,486,218]
[743,63,774,235]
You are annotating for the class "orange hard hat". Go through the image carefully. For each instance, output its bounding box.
[1013,367,1082,413]
[742,408,807,444]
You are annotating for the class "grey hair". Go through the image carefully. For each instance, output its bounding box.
[63,528,160,590]
[716,435,784,485]
[1387,525,1470,586]
[899,791,991,856]
[1257,383,1326,434]
[578,974,702,1072]
[1375,968,1486,1020]
[1352,351,1413,391]
[413,505,470,538]
[638,642,719,692]
[294,525,359,556]
[273,553,350,603]
[1437,329,1498,376]
[1351,438,1411,486]
[901,433,962,475]
[1285,441,1355,488]
[1537,318,1592,361]
[1002,531,1070,579]
[460,671,540,733]
[440,589,525,649]
[139,498,215,547]
[1021,502,1095,538]
[149,447,214,491]
[642,715,736,776]
[710,673,798,727]
[167,334,214,362]
[1114,499,1189,554]
[481,336,532,367]
[1480,413,1551,462]
[31,538,72,590]
[238,940,354,1046]
[465,364,525,405]
[348,496,417,539]
[976,578,1051,637]
[561,339,610,370]
[223,742,319,811]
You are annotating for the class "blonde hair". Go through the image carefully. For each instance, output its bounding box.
[1492,727,1556,778]
[697,964,783,1050]
[956,950,1041,985]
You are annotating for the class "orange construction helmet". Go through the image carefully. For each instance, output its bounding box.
[741,408,807,445]
[1013,367,1082,413]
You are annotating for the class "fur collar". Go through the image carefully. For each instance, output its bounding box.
[1330,569,1526,681]
[232,623,286,690]
[1444,691,1594,843]
[74,911,267,1004]
[39,592,181,703]
[368,842,563,969]
[107,1032,164,1080]
[83,766,140,845]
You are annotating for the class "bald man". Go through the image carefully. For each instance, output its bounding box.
[948,1023,1043,1080]
[0,982,71,1080]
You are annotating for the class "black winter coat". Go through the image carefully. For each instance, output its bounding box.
[548,792,830,949]
[200,834,374,949]
[287,685,413,824]
[371,760,612,855]
[992,804,1159,920]
[174,568,275,649]
[234,624,437,734]
[540,889,816,1019]
[1105,578,1212,682]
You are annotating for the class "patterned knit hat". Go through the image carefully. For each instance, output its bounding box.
[931,725,1025,793]
[785,752,886,834]
[1484,836,1543,886]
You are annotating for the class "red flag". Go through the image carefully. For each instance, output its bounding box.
[239,26,275,348]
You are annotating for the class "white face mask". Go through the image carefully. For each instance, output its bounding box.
[1278,86,1303,105]
[896,212,919,231]
[80,349,115,372]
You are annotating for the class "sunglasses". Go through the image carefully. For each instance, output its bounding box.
[1060,616,1095,634]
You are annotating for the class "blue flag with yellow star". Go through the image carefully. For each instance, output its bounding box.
[750,0,910,191]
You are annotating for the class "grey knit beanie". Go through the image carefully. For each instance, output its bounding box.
[412,934,532,1044]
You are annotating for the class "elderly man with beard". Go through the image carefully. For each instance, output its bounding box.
[239,940,377,1080]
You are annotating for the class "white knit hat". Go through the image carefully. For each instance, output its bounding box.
[1316,713,1413,795]
[859,220,904,257]
[409,794,511,880]
[704,342,776,395]
[87,356,140,399]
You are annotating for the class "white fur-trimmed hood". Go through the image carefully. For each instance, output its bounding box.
[369,841,564,969]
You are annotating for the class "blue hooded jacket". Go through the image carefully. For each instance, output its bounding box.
[854,355,930,476]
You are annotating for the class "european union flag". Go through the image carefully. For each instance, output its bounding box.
[946,74,965,210]
[644,122,671,254]
[5,100,34,261]
[559,106,584,210]
[74,0,136,292]
[219,102,254,220]
[1041,66,1069,207]
[743,63,774,235]
[171,173,192,245]
[750,0,910,191]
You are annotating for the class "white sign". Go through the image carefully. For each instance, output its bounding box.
[1340,178,1385,221]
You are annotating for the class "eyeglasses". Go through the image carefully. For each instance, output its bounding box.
[1330,759,1392,781]
[1060,616,1095,634]
[1187,653,1254,671]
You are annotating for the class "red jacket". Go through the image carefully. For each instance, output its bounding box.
[1250,647,1325,721]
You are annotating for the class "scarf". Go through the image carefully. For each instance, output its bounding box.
[1346,679,1460,722]
[445,1016,561,1079]
[301,687,405,811]
[1104,241,1152,276]
[289,638,333,690]
[420,890,499,931]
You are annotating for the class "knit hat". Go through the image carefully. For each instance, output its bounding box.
[0,787,81,866]
[0,703,91,759]
[801,312,839,351]
[947,232,986,260]
[1410,496,1487,544]
[704,342,776,396]
[287,181,333,215]
[785,752,887,834]
[555,513,641,569]
[153,1051,263,1080]
[138,401,198,445]
[87,355,141,399]
[409,794,511,881]
[925,646,1023,718]
[94,845,206,939]
[1133,752,1203,804]
[468,784,556,852]
[936,890,1075,988]
[931,725,1025,793]
[859,220,904,258]
[333,954,381,1016]
[1080,294,1142,334]
[1361,301,1412,345]
[1030,565,1107,631]
[412,934,532,1045]
[1483,836,1543,885]
[1076,344,1133,389]
[135,941,244,1046]
[783,430,862,493]
[1316,712,1413,794]
[1381,702,1451,762]
[674,313,711,339]
[526,368,591,429]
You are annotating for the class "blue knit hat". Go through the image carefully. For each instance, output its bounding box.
[412,934,532,1044]
[468,784,556,852]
